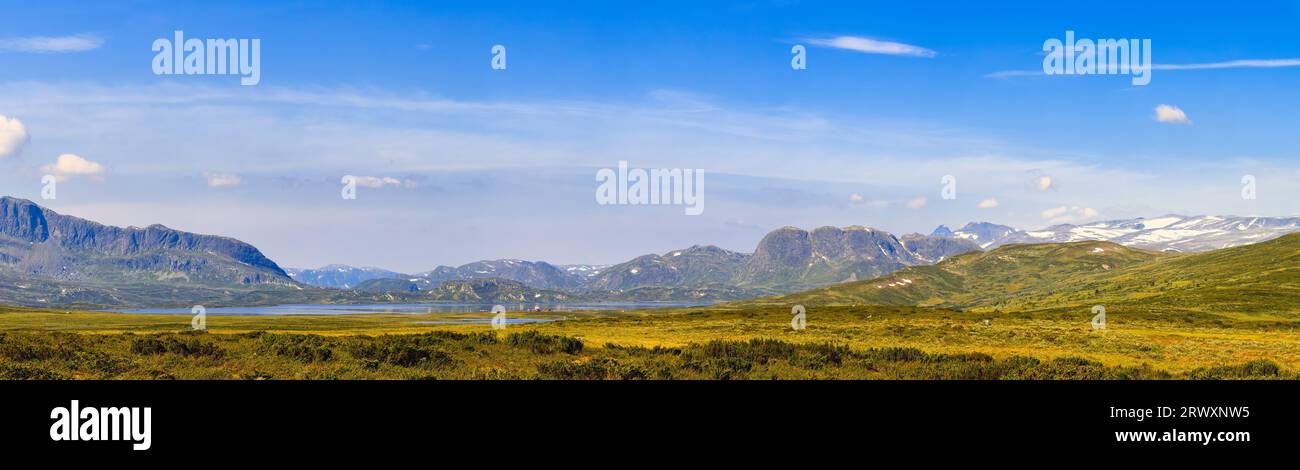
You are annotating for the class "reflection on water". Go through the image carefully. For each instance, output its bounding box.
[109,302,709,316]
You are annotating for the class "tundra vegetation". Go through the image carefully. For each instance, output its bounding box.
[0,303,1294,380]
[6,235,1300,380]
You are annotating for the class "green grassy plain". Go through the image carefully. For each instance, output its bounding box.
[1,302,1295,379]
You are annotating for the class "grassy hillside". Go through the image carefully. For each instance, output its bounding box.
[772,240,1167,309]
[1045,232,1300,317]
[769,234,1300,320]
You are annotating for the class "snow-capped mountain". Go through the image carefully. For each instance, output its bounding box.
[946,215,1300,252]
[944,222,1019,249]
[285,265,403,289]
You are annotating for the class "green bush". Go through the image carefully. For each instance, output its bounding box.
[346,335,455,368]
[129,336,223,358]
[506,331,583,355]
[258,334,335,363]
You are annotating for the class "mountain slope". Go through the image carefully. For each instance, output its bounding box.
[423,278,577,302]
[0,196,309,308]
[734,226,935,290]
[0,196,289,284]
[584,245,749,290]
[777,240,1168,309]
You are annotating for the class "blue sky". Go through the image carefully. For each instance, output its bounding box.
[0,0,1297,272]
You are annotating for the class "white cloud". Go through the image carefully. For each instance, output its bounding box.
[1036,175,1054,191]
[0,34,103,53]
[903,196,928,209]
[977,198,999,209]
[0,114,29,157]
[806,36,937,58]
[203,172,243,188]
[1154,104,1191,125]
[848,193,865,203]
[1041,206,1099,224]
[42,154,105,182]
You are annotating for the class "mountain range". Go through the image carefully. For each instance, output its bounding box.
[288,226,979,296]
[288,261,611,290]
[7,194,1300,308]
[286,265,404,289]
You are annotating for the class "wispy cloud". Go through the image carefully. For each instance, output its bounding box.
[806,36,937,58]
[1041,206,1098,224]
[0,33,103,53]
[1154,58,1300,70]
[988,57,1300,79]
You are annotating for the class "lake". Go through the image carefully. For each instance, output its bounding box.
[110,302,710,318]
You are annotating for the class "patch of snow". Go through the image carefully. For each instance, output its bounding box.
[1141,216,1182,229]
[1070,227,1133,239]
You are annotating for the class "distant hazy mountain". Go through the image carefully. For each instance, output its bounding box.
[415,259,581,289]
[352,277,424,293]
[0,196,301,307]
[948,222,1020,249]
[900,233,983,263]
[584,245,749,290]
[947,215,1300,252]
[286,265,404,289]
[929,225,955,238]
